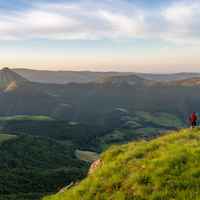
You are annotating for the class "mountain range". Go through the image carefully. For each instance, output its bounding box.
[0,67,199,123]
[13,68,200,84]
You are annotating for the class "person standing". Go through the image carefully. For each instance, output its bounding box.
[189,112,198,128]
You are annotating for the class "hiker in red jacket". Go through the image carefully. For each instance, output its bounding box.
[189,112,197,128]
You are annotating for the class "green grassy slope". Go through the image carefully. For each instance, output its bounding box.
[134,111,183,128]
[0,133,17,143]
[44,128,200,200]
[0,115,54,121]
[95,111,183,151]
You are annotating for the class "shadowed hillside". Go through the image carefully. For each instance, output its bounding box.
[14,69,132,84]
[0,134,88,200]
[43,128,200,200]
[0,68,199,123]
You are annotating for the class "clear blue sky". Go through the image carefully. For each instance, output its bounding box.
[0,0,200,72]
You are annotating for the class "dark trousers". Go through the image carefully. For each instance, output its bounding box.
[191,121,197,127]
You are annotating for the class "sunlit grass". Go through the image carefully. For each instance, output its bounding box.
[43,128,200,200]
[0,133,17,144]
[135,111,183,127]
[0,115,54,121]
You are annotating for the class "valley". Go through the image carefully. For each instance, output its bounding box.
[0,68,199,199]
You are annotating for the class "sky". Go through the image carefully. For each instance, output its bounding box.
[0,0,200,73]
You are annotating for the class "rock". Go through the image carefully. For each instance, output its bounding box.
[88,159,102,175]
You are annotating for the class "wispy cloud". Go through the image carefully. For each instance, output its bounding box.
[161,1,200,44]
[0,0,200,44]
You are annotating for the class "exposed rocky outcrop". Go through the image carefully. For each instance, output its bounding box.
[88,159,102,175]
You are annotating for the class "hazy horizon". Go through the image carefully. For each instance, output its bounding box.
[0,0,200,72]
[0,67,198,74]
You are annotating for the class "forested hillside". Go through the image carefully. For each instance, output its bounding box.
[0,112,183,151]
[0,134,88,200]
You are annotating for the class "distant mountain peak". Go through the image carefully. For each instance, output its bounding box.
[2,67,10,71]
[0,67,28,91]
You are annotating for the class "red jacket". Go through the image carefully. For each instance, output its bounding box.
[190,113,197,122]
